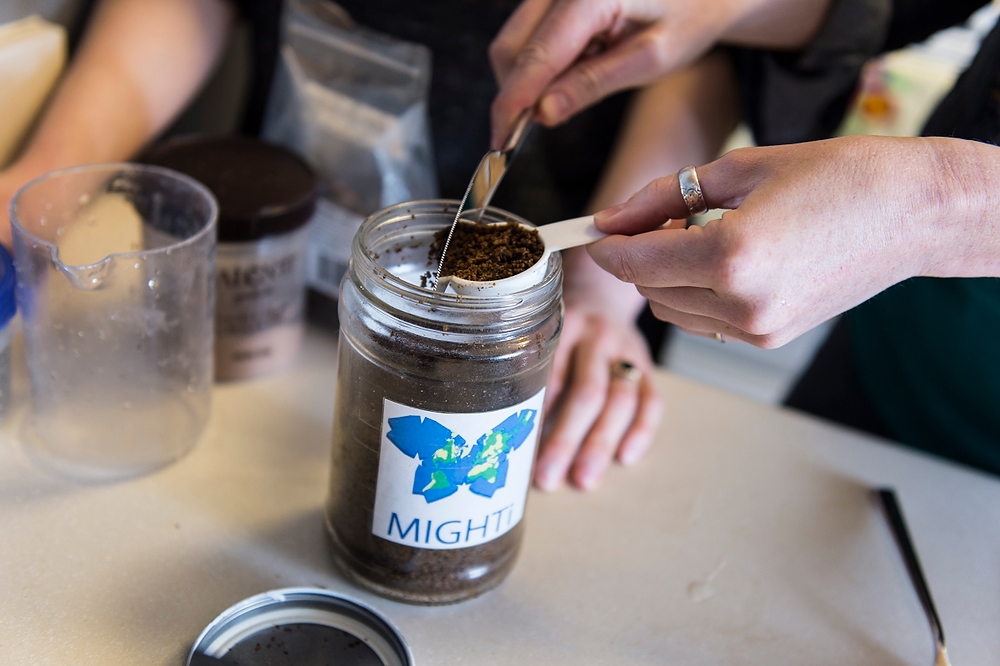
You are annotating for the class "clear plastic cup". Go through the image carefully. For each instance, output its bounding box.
[10,163,218,481]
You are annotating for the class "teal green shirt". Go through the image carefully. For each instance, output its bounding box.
[850,277,1000,474]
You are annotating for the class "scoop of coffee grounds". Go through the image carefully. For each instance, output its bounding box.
[429,221,543,282]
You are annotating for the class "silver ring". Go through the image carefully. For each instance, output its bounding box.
[611,360,642,383]
[715,333,725,344]
[678,166,707,216]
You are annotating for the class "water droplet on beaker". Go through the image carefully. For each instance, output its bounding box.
[186,384,195,393]
[77,330,84,337]
[78,194,90,205]
[57,256,112,290]
[134,262,141,269]
[123,401,132,411]
[148,279,158,289]
[39,216,48,226]
[55,227,65,237]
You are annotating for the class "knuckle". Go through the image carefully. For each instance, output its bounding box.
[487,38,514,71]
[646,175,677,209]
[755,331,788,350]
[649,301,677,325]
[737,305,776,337]
[515,40,556,74]
[565,60,606,104]
[723,146,756,169]
[634,31,670,72]
[605,247,641,284]
[572,382,606,409]
[708,227,754,294]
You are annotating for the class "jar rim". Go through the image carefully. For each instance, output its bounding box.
[351,199,562,324]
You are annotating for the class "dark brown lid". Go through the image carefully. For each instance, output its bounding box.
[141,135,318,242]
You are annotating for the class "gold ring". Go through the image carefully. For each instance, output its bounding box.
[678,165,708,216]
[611,360,642,382]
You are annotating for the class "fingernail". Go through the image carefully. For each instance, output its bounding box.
[539,92,568,124]
[535,463,560,491]
[575,462,602,490]
[593,203,624,225]
[619,445,641,466]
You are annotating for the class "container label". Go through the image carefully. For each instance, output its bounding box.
[305,198,363,299]
[372,390,545,550]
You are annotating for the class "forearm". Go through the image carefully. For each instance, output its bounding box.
[565,51,740,319]
[7,0,233,181]
[722,0,832,50]
[922,137,1000,278]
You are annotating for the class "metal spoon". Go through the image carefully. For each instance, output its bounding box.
[432,108,534,290]
[875,488,952,666]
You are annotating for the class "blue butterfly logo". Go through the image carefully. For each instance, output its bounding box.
[386,410,537,503]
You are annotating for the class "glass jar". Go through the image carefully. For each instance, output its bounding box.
[325,200,563,605]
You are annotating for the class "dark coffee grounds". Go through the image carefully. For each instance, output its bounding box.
[325,202,562,605]
[217,623,382,665]
[325,318,556,604]
[429,221,543,281]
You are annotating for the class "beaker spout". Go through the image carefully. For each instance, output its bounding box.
[55,250,114,291]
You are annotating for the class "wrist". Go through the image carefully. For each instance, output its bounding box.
[919,137,1000,277]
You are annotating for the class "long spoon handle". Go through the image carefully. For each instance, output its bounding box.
[875,488,946,652]
[538,215,607,252]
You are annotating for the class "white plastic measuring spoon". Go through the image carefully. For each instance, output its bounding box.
[436,215,606,296]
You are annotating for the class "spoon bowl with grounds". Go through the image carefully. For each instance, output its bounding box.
[435,215,606,296]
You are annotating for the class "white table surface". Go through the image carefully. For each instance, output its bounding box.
[1,327,997,665]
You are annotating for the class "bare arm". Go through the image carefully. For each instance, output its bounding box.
[0,0,234,244]
[488,0,830,146]
[587,135,1000,347]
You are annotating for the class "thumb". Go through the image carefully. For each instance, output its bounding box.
[593,149,762,235]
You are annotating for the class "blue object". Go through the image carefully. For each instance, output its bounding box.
[0,244,15,328]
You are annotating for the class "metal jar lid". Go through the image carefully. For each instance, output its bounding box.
[141,135,318,243]
[188,587,413,666]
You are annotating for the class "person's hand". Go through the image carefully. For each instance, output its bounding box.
[537,304,662,491]
[488,0,831,147]
[587,135,1000,348]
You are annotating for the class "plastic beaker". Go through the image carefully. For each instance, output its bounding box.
[10,163,218,481]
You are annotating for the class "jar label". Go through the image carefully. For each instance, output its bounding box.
[371,390,545,550]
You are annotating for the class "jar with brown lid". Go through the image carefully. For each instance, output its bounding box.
[325,200,562,604]
[142,135,318,381]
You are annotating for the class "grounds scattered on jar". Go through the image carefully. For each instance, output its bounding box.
[143,136,318,381]
[325,200,562,604]
[0,244,15,423]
